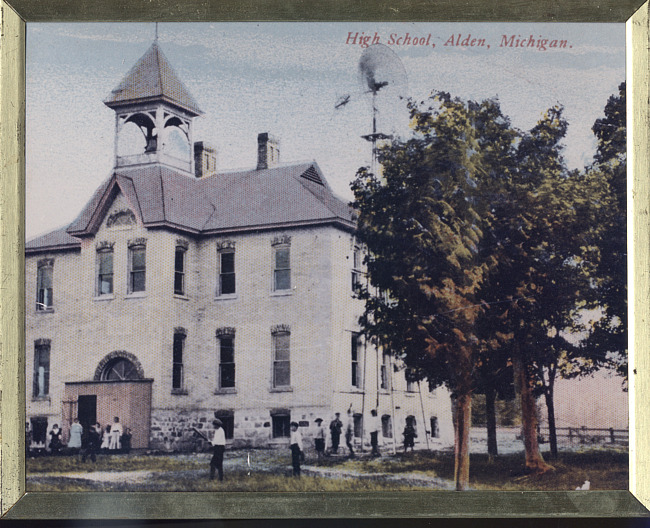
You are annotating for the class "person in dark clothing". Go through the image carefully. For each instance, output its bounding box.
[121,428,132,454]
[48,424,63,455]
[82,423,101,463]
[403,420,417,452]
[329,413,342,454]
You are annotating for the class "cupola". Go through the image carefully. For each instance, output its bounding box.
[104,40,203,175]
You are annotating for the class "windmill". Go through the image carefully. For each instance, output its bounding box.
[357,44,408,175]
[334,45,408,454]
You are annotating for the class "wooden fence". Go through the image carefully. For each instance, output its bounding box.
[538,426,628,445]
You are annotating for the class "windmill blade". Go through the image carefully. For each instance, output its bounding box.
[358,44,408,96]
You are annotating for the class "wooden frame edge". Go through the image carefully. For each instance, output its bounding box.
[0,0,648,519]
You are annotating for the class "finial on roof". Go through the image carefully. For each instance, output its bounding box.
[155,22,159,43]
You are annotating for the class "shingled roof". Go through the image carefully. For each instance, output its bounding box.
[26,162,355,253]
[104,42,202,116]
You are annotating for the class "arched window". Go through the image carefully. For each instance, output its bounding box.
[162,117,190,160]
[101,357,140,381]
[95,351,145,382]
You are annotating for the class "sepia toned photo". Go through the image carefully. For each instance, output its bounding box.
[24,21,628,494]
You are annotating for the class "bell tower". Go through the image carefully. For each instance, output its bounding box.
[104,39,203,175]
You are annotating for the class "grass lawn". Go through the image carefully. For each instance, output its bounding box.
[26,447,628,492]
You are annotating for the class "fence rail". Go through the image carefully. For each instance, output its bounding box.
[539,426,628,444]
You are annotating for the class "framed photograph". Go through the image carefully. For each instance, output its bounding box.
[1,0,649,520]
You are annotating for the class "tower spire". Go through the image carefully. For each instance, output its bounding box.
[154,22,159,43]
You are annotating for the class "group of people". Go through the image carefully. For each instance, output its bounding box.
[35,416,131,459]
[326,409,382,459]
[206,408,416,482]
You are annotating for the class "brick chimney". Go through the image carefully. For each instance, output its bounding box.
[257,133,280,170]
[194,142,217,179]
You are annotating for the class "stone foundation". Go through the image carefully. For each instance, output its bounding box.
[150,407,332,452]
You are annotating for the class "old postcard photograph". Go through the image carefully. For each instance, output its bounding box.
[24,21,627,493]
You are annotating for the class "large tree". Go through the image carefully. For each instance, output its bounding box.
[586,82,627,378]
[351,93,516,490]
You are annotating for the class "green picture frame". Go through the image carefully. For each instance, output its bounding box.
[1,0,648,519]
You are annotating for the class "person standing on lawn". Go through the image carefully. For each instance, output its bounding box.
[210,418,226,481]
[289,421,303,477]
[369,409,381,457]
[100,424,111,452]
[403,418,417,452]
[329,412,342,454]
[68,418,83,454]
[345,409,355,458]
[48,424,63,455]
[82,422,102,462]
[109,417,123,451]
[314,418,326,463]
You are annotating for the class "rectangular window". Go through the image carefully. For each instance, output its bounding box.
[430,416,439,438]
[353,413,363,438]
[406,369,417,392]
[272,332,290,388]
[272,413,290,438]
[174,247,186,295]
[33,342,50,398]
[129,246,146,293]
[351,333,361,388]
[381,415,393,438]
[97,249,114,295]
[219,251,236,295]
[36,263,53,310]
[219,335,235,389]
[215,411,235,440]
[380,352,390,390]
[30,417,48,446]
[351,246,362,291]
[273,246,291,291]
[172,332,185,390]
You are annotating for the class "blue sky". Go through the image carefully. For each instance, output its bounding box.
[26,22,625,239]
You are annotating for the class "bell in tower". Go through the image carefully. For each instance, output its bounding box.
[104,38,203,175]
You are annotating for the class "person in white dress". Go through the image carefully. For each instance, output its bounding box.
[109,417,123,451]
[68,418,83,453]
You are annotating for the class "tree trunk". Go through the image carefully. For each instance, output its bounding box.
[454,391,472,491]
[485,385,498,459]
[545,366,558,460]
[513,351,554,474]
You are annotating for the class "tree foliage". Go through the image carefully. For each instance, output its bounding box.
[351,86,627,486]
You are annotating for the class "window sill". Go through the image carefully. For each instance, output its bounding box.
[125,292,147,299]
[214,294,237,302]
[378,389,391,395]
[171,389,188,395]
[214,388,236,395]
[31,396,51,402]
[270,387,293,393]
[174,294,190,301]
[405,392,417,397]
[93,295,114,302]
[34,308,54,314]
[270,290,293,297]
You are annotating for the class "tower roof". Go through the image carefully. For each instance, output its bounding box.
[104,41,203,116]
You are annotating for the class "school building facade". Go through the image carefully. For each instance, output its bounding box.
[25,40,454,453]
